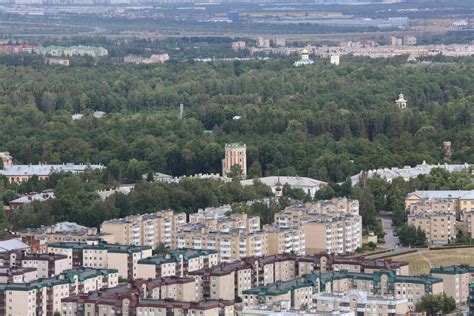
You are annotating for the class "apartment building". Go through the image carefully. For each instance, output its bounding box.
[295,253,409,276]
[313,290,409,315]
[136,248,219,279]
[463,211,474,238]
[406,190,474,217]
[17,221,103,244]
[48,239,152,280]
[190,211,260,234]
[0,250,70,278]
[431,265,474,304]
[0,268,118,316]
[263,225,305,255]
[319,270,443,308]
[62,277,234,316]
[0,267,37,283]
[275,200,362,254]
[187,253,409,303]
[174,225,268,262]
[407,198,456,215]
[243,277,316,310]
[407,211,455,245]
[100,210,186,249]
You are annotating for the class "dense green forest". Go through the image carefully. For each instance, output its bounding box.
[0,56,473,183]
[0,55,473,235]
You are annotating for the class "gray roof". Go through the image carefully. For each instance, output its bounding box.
[241,176,327,189]
[0,238,30,252]
[408,190,474,200]
[10,191,55,204]
[350,161,471,185]
[0,163,104,177]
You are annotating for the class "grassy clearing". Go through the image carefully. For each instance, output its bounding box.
[390,248,474,275]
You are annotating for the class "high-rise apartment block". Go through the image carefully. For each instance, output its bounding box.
[100,210,186,249]
[222,143,247,177]
[274,199,362,254]
[263,225,305,255]
[174,226,268,262]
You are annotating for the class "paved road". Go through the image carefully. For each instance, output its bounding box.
[379,214,400,250]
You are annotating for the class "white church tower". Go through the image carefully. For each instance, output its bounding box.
[396,93,407,109]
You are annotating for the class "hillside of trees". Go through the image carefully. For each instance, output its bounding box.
[0,55,473,234]
[0,56,473,185]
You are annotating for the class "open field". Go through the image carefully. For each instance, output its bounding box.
[390,248,474,275]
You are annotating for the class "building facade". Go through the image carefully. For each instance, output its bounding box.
[48,240,152,280]
[100,210,186,249]
[222,143,247,177]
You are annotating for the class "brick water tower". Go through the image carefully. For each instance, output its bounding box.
[222,143,247,177]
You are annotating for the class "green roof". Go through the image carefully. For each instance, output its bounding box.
[243,277,316,297]
[137,248,218,265]
[431,265,474,275]
[0,268,117,292]
[225,143,245,148]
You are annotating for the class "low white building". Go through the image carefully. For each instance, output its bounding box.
[241,176,327,197]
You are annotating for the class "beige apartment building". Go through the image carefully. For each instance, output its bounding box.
[431,265,474,304]
[100,210,186,249]
[462,211,474,239]
[303,215,362,254]
[318,270,443,308]
[189,211,260,234]
[243,277,315,310]
[275,200,362,254]
[0,268,118,316]
[407,211,455,245]
[174,225,268,262]
[62,277,234,316]
[17,221,102,244]
[0,251,70,278]
[407,198,456,215]
[263,225,305,255]
[406,190,474,218]
[48,239,152,280]
[136,249,219,279]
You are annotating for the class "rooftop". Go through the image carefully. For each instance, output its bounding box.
[243,277,316,296]
[0,238,29,252]
[431,265,474,275]
[0,163,104,177]
[241,176,327,188]
[48,241,151,253]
